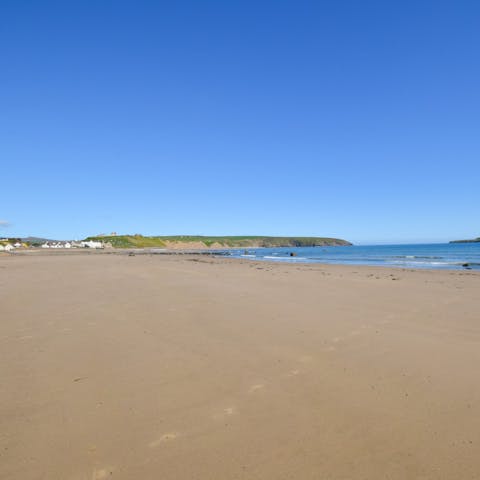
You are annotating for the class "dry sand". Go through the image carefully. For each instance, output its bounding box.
[1,252,480,479]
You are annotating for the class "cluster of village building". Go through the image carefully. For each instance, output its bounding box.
[40,240,104,249]
[0,241,23,251]
[0,239,104,251]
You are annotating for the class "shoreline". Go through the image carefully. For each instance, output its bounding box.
[4,247,480,273]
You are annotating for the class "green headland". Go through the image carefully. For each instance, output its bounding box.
[450,237,480,243]
[84,235,352,249]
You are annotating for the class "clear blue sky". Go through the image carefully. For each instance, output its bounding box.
[1,1,479,244]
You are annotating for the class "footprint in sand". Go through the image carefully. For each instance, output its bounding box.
[287,369,300,377]
[213,406,237,419]
[149,432,179,447]
[91,467,114,479]
[248,384,265,393]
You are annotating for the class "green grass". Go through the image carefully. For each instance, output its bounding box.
[84,235,167,248]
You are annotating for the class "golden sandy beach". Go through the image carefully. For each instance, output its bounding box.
[1,252,480,479]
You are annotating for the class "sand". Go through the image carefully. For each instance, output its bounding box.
[1,252,480,479]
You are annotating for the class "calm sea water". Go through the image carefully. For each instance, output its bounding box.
[226,243,480,270]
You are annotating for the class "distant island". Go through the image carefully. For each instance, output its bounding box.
[450,237,480,243]
[84,235,352,249]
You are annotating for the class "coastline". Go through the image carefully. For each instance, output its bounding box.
[2,252,480,479]
[5,245,480,271]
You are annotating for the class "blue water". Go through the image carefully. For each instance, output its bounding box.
[226,243,480,270]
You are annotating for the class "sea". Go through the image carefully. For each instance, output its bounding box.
[225,243,480,270]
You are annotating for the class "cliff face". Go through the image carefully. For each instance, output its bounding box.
[85,235,352,249]
[450,238,480,243]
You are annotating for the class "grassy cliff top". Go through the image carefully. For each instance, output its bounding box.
[84,235,352,249]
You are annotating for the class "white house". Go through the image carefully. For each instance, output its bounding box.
[14,242,22,248]
[41,243,50,248]
[0,245,5,251]
[4,244,14,251]
[64,242,72,248]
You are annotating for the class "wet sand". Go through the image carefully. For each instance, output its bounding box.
[1,252,480,479]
